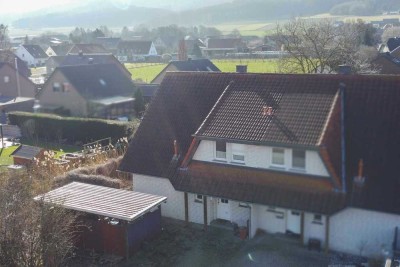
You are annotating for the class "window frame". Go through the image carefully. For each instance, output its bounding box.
[232,152,245,163]
[292,149,306,170]
[271,147,285,167]
[215,141,227,160]
[195,194,203,203]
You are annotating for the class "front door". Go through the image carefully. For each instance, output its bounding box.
[217,198,231,221]
[286,210,301,234]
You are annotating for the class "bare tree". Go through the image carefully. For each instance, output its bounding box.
[0,24,9,49]
[275,19,377,74]
[381,26,400,44]
[0,172,80,266]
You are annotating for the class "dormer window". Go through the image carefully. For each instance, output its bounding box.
[272,148,285,166]
[292,149,306,169]
[215,141,226,160]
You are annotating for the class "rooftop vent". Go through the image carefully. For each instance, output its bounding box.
[262,106,273,116]
[353,159,365,186]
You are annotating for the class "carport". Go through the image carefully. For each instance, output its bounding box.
[35,182,167,258]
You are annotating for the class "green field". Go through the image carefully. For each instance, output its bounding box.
[125,63,167,83]
[126,59,280,82]
[0,146,19,165]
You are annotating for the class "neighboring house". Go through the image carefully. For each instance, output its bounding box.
[116,41,157,62]
[119,71,400,258]
[390,45,400,59]
[38,63,135,118]
[0,50,31,77]
[45,54,131,78]
[46,44,73,57]
[67,44,111,55]
[0,62,37,98]
[14,45,48,67]
[94,37,121,54]
[202,38,247,57]
[387,37,400,52]
[10,145,45,166]
[151,59,220,84]
[372,53,400,74]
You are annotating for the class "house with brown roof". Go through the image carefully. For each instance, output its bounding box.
[202,37,247,57]
[0,50,31,77]
[372,53,400,74]
[116,41,157,62]
[38,63,135,118]
[67,44,110,55]
[46,44,74,57]
[119,71,400,257]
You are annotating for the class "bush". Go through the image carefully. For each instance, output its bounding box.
[8,112,135,144]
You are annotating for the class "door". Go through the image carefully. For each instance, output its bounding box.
[217,198,231,221]
[286,210,301,234]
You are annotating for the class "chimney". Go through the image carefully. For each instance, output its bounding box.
[338,65,351,75]
[262,106,273,116]
[236,65,247,73]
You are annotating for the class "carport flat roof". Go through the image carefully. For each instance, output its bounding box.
[34,182,167,221]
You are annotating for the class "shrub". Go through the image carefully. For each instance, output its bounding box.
[8,112,136,144]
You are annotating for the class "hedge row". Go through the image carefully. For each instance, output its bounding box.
[8,112,135,144]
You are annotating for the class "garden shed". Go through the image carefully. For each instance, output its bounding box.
[35,182,167,258]
[10,144,45,166]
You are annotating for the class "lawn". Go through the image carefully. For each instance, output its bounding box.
[0,145,19,166]
[213,59,280,73]
[126,59,280,82]
[125,63,167,83]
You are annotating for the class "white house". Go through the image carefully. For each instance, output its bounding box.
[118,71,400,258]
[116,40,157,62]
[14,44,48,67]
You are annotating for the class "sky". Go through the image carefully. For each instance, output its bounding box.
[0,0,80,14]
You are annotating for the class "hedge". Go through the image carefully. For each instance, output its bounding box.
[8,112,135,144]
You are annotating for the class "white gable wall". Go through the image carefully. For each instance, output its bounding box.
[133,173,185,220]
[330,207,400,257]
[148,42,158,56]
[15,46,35,67]
[193,140,329,177]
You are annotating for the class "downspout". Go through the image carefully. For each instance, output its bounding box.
[340,82,346,193]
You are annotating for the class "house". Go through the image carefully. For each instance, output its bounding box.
[35,182,166,258]
[151,59,220,84]
[14,45,48,67]
[118,71,400,258]
[0,62,37,98]
[46,44,73,57]
[45,53,131,78]
[10,144,45,166]
[135,83,160,103]
[202,37,247,57]
[94,37,121,54]
[0,50,31,77]
[387,37,400,52]
[116,41,157,62]
[372,53,400,74]
[38,63,135,118]
[67,44,110,55]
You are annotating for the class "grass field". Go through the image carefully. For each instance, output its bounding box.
[0,146,19,165]
[126,59,280,82]
[125,63,167,83]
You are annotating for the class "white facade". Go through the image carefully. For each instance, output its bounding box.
[330,208,400,257]
[149,42,158,56]
[46,47,56,57]
[14,46,47,67]
[133,174,185,220]
[193,140,329,177]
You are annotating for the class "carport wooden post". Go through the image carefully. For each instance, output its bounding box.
[203,196,208,231]
[184,192,189,225]
[325,216,330,253]
[125,222,130,260]
[300,212,305,244]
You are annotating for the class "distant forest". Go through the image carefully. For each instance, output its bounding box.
[11,0,400,29]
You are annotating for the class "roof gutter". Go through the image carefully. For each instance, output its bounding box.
[340,82,347,193]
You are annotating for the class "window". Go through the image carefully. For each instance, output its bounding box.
[3,76,9,83]
[220,199,228,204]
[53,82,62,92]
[272,148,285,166]
[292,149,306,169]
[195,194,203,203]
[215,141,226,159]
[232,153,245,162]
[312,214,323,225]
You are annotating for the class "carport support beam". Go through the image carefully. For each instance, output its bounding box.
[325,216,330,253]
[203,196,208,231]
[184,192,189,225]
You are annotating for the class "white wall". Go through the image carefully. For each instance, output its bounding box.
[149,43,158,55]
[303,213,326,247]
[330,208,400,257]
[193,140,329,177]
[15,46,35,66]
[133,174,185,221]
[188,193,215,225]
[252,204,287,234]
